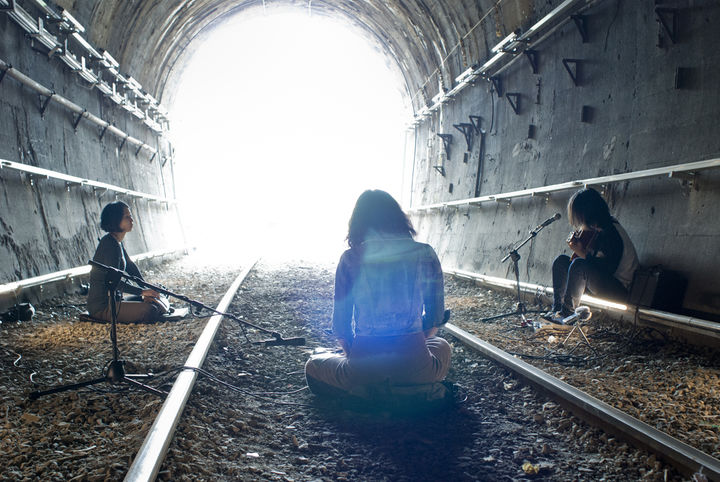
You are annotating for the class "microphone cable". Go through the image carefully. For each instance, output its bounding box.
[185,366,314,408]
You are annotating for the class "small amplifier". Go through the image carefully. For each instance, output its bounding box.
[629,266,687,312]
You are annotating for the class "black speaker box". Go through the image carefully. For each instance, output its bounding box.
[629,266,687,312]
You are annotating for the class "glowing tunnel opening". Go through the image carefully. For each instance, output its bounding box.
[170,10,412,263]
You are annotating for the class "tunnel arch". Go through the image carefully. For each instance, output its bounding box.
[80,0,536,115]
[3,0,720,320]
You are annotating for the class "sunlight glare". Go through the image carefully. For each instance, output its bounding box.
[170,10,411,263]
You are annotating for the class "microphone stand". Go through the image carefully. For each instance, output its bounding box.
[29,266,166,400]
[29,261,302,400]
[480,220,552,326]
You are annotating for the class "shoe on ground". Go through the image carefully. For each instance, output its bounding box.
[555,307,575,325]
[542,309,573,325]
[540,310,558,322]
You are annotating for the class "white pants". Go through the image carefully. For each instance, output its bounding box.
[305,333,452,395]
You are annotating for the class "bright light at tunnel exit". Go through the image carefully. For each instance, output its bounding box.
[170,10,411,263]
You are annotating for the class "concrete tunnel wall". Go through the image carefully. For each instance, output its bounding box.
[0,8,184,305]
[408,1,720,317]
[0,0,719,319]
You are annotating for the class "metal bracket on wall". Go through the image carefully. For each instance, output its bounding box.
[433,164,446,177]
[39,92,54,117]
[562,59,581,86]
[99,124,108,140]
[72,109,86,131]
[655,7,678,44]
[135,144,143,156]
[571,15,589,43]
[0,65,9,85]
[490,76,503,97]
[532,191,552,203]
[524,49,539,74]
[26,173,47,187]
[118,135,128,152]
[584,183,607,197]
[453,123,474,151]
[490,196,511,207]
[92,186,108,198]
[438,134,453,159]
[469,115,483,134]
[505,93,521,115]
[668,171,697,189]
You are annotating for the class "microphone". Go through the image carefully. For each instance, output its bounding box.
[562,306,592,325]
[536,213,561,230]
[254,336,306,347]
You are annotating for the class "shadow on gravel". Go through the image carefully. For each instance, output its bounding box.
[307,390,484,481]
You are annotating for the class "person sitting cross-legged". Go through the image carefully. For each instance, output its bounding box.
[305,190,452,398]
[87,201,169,323]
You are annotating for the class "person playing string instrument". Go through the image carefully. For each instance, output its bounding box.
[545,187,639,323]
[87,201,169,323]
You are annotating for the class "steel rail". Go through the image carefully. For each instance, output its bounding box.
[124,259,258,482]
[443,323,720,480]
[445,267,720,338]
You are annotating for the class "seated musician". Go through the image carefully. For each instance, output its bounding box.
[305,190,452,396]
[545,187,639,323]
[86,201,168,323]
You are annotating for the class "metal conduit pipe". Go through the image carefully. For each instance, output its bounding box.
[0,59,157,156]
[444,268,720,337]
[125,259,258,482]
[413,0,600,122]
[0,247,189,296]
[409,157,720,211]
[492,0,601,78]
[0,159,176,203]
[637,308,720,333]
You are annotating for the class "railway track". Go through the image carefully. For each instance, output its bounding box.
[444,323,720,481]
[3,256,719,480]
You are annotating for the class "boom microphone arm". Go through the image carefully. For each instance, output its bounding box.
[89,260,303,344]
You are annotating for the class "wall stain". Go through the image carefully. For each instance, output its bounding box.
[511,140,539,163]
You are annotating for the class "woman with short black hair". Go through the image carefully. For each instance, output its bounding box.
[87,201,168,322]
[546,188,639,322]
[305,190,452,396]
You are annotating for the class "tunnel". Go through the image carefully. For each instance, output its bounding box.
[2,0,719,320]
[2,1,720,479]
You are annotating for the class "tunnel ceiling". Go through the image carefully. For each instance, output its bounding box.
[69,0,541,114]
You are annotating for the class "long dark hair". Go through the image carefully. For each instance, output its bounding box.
[567,188,612,228]
[100,201,129,233]
[347,190,415,248]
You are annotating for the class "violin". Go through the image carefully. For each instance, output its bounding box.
[566,229,598,260]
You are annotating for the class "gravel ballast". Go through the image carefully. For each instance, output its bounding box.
[2,255,717,480]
